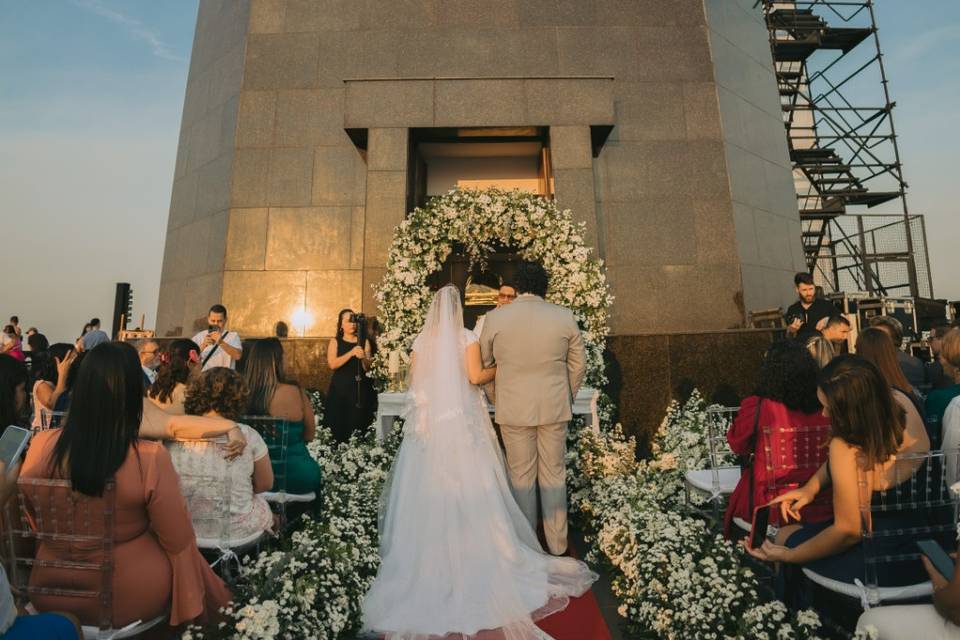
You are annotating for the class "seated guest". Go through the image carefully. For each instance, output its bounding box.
[136,339,161,387]
[20,342,232,629]
[26,332,48,355]
[744,356,932,596]
[0,325,25,362]
[926,323,954,391]
[858,327,930,443]
[820,314,852,352]
[926,328,960,438]
[176,367,274,543]
[870,315,926,392]
[52,351,87,414]
[30,344,76,428]
[243,338,321,495]
[725,340,831,536]
[147,339,200,415]
[857,546,960,638]
[0,355,29,427]
[804,334,836,369]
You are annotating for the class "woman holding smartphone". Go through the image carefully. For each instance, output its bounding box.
[743,355,932,600]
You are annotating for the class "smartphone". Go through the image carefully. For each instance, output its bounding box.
[750,505,771,549]
[0,426,32,469]
[917,539,955,581]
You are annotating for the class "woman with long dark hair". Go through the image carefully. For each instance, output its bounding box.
[30,343,76,428]
[857,326,930,444]
[20,342,232,628]
[724,340,831,536]
[744,355,933,593]
[147,338,200,414]
[242,338,321,494]
[325,308,376,442]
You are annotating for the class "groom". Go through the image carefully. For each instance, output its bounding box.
[479,261,586,555]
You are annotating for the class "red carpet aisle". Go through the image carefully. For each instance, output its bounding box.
[535,586,611,640]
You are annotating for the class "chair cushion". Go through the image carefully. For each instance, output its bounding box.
[261,491,316,504]
[196,528,267,550]
[684,467,740,494]
[801,568,932,606]
[81,615,166,639]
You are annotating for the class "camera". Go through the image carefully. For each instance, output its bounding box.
[351,313,367,345]
[784,314,802,326]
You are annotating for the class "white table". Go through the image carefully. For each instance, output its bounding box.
[374,387,600,441]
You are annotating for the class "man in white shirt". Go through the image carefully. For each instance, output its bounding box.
[192,304,242,371]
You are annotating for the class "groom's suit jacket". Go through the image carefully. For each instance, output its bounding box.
[479,295,586,427]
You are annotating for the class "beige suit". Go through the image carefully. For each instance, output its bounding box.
[479,294,586,554]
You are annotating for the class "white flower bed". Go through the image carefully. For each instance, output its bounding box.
[568,391,826,639]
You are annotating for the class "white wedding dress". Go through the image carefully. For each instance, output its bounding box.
[362,286,597,640]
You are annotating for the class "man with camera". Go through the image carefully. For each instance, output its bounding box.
[192,304,242,371]
[784,272,836,341]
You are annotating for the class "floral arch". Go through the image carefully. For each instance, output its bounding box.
[371,187,614,389]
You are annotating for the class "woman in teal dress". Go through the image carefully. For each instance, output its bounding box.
[242,338,321,495]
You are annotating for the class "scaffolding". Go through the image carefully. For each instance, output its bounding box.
[756,0,933,298]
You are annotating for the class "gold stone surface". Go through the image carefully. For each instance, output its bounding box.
[222,270,306,337]
[304,269,363,337]
[225,208,268,270]
[265,207,353,271]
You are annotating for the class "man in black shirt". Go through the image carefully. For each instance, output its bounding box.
[785,272,836,341]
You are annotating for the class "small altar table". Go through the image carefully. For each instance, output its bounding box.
[374,387,600,441]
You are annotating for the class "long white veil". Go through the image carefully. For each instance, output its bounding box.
[404,284,480,444]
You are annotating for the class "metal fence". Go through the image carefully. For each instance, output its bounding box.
[813,214,932,299]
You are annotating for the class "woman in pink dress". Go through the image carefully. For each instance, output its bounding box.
[0,325,25,362]
[20,342,234,629]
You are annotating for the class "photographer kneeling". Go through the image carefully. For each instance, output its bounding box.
[325,308,377,443]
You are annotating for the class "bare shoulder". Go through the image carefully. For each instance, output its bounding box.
[271,382,306,419]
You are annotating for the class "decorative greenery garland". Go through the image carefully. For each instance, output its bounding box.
[371,187,613,391]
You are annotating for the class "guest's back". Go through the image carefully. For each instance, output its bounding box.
[724,340,831,536]
[22,429,230,627]
[18,342,230,628]
[243,338,320,495]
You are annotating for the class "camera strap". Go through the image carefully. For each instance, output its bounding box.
[201,331,231,368]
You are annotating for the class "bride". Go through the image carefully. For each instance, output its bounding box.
[362,285,597,640]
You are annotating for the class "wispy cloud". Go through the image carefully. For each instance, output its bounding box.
[71,0,185,62]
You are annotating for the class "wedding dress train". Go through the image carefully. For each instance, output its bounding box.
[361,286,597,640]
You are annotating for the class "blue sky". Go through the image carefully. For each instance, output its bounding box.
[0,1,957,343]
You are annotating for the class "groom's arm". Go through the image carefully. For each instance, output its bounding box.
[566,318,587,399]
[479,315,495,368]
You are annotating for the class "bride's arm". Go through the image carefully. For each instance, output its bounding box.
[466,343,496,385]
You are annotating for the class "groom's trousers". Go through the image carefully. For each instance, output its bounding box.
[500,421,568,555]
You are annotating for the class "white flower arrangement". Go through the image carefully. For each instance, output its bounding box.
[371,187,614,391]
[567,392,827,639]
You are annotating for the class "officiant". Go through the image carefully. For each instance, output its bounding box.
[325,308,377,443]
